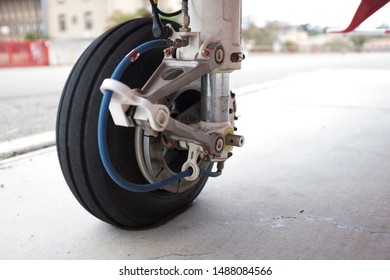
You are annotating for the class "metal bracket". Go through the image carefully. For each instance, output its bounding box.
[180,142,203,181]
[100,79,170,131]
[141,44,221,103]
[100,78,227,156]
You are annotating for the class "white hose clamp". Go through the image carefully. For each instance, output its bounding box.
[100,78,170,132]
[181,142,203,181]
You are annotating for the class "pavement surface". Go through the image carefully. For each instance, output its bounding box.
[1,60,390,259]
[0,66,71,158]
[0,66,71,142]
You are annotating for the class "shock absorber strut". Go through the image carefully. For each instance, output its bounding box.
[201,73,230,123]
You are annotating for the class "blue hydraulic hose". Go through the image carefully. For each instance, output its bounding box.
[98,39,220,193]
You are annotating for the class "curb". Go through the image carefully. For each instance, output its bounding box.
[0,131,55,160]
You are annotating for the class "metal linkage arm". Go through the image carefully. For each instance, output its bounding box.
[100,78,226,157]
[141,45,221,103]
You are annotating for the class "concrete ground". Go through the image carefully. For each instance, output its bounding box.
[1,66,390,260]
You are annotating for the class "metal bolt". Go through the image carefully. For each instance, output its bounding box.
[156,109,168,127]
[215,47,224,64]
[226,134,245,147]
[202,48,211,58]
[164,48,172,57]
[231,52,246,63]
[167,139,176,149]
[215,137,224,152]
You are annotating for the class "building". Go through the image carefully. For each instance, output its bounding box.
[0,0,178,65]
[0,0,44,39]
[363,37,390,52]
[45,0,152,39]
[0,0,177,39]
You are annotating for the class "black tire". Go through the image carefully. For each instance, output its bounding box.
[56,18,209,229]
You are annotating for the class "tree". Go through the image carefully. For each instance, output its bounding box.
[299,24,326,36]
[107,9,152,29]
[349,35,371,52]
[243,19,279,47]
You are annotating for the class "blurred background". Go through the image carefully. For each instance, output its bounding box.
[1,0,390,66]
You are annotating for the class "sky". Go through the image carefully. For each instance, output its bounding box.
[242,0,390,30]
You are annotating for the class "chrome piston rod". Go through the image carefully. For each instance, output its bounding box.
[201,73,230,123]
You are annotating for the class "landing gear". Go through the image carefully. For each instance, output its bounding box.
[57,19,210,228]
[57,0,244,229]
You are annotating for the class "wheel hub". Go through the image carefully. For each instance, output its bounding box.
[135,83,211,193]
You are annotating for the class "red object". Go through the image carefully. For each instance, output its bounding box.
[333,0,390,33]
[0,40,49,67]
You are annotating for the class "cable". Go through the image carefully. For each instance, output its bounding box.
[149,0,182,18]
[156,8,181,18]
[201,169,222,178]
[98,39,221,193]
[148,0,173,38]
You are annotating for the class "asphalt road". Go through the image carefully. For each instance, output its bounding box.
[0,52,390,259]
[0,66,71,143]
